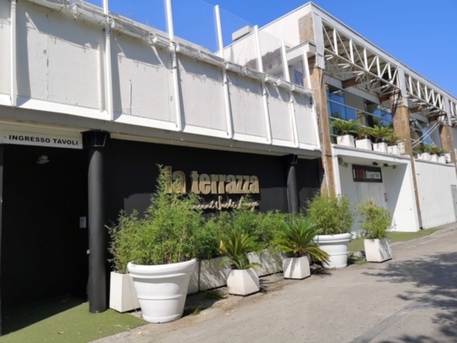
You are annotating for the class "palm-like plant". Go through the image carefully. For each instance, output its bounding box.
[332,119,358,136]
[356,125,371,139]
[274,218,329,263]
[369,125,394,143]
[219,230,260,270]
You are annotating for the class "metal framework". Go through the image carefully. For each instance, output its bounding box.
[320,20,457,123]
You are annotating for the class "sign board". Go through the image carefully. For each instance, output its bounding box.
[3,131,83,149]
[352,164,383,183]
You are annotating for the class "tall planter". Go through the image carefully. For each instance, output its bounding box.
[109,272,140,313]
[315,233,351,269]
[127,259,197,323]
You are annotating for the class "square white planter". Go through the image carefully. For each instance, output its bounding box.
[373,142,388,153]
[445,153,451,163]
[355,138,372,150]
[418,153,431,161]
[438,155,447,163]
[430,154,438,162]
[188,257,231,293]
[337,135,355,147]
[227,269,260,296]
[248,250,282,277]
[387,145,399,155]
[364,238,393,262]
[283,256,310,280]
[109,271,140,313]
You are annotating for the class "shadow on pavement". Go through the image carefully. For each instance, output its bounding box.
[364,251,457,343]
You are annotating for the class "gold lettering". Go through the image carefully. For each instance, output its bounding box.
[249,176,259,194]
[226,175,236,194]
[235,175,243,194]
[172,171,186,193]
[199,174,211,195]
[190,171,200,194]
[217,174,226,194]
[210,174,218,194]
[242,175,250,193]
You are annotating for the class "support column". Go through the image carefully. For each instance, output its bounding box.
[299,13,335,195]
[392,98,422,227]
[83,130,110,313]
[440,124,456,163]
[285,155,299,214]
[307,59,336,195]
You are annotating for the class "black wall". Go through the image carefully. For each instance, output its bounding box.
[104,139,321,221]
[2,145,87,308]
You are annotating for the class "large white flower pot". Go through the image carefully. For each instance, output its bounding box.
[227,269,260,296]
[373,142,388,153]
[364,238,393,262]
[283,256,310,280]
[388,144,399,155]
[127,259,197,323]
[418,152,431,161]
[355,138,372,150]
[337,135,355,147]
[315,233,351,269]
[109,271,140,313]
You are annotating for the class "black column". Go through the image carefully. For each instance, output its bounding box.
[285,154,299,214]
[0,145,4,335]
[83,131,110,313]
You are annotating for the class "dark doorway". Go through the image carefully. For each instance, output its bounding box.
[2,145,88,310]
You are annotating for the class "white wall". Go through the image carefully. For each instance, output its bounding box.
[415,161,457,228]
[338,161,420,233]
[0,0,321,157]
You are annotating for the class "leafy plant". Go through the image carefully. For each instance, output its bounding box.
[332,119,358,136]
[356,125,371,139]
[306,193,354,235]
[358,199,393,239]
[273,218,329,263]
[108,165,204,272]
[369,125,394,143]
[218,230,261,270]
[426,145,445,155]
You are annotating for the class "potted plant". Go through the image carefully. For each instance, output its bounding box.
[355,125,372,150]
[306,193,354,269]
[108,165,203,323]
[273,217,329,279]
[219,230,261,296]
[386,132,401,155]
[358,199,393,262]
[369,125,393,153]
[332,119,358,147]
[417,144,432,161]
[427,145,445,162]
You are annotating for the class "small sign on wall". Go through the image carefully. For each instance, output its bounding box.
[352,164,383,183]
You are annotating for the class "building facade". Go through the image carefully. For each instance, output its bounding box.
[1,0,456,332]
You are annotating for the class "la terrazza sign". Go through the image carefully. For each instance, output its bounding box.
[352,164,383,183]
[164,166,260,210]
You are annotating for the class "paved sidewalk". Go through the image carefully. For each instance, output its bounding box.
[94,224,457,343]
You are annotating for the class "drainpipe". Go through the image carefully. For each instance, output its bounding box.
[10,0,17,106]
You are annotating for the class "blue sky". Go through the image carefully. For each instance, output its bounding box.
[104,0,457,98]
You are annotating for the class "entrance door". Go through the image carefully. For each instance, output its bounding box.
[2,145,88,308]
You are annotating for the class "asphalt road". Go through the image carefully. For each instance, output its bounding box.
[94,224,457,343]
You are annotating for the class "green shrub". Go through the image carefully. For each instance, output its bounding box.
[358,199,393,239]
[306,193,354,235]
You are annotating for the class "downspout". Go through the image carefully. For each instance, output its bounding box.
[103,0,113,120]
[254,26,272,144]
[165,0,183,131]
[215,5,233,139]
[10,0,17,107]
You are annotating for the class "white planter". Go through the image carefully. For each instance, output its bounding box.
[127,259,197,323]
[418,152,431,161]
[430,154,438,162]
[248,249,282,276]
[387,144,399,155]
[188,257,231,293]
[315,233,351,269]
[355,138,372,150]
[444,153,451,163]
[373,142,388,153]
[227,269,260,296]
[438,155,446,163]
[336,135,355,147]
[283,256,310,280]
[364,238,392,262]
[109,271,140,313]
